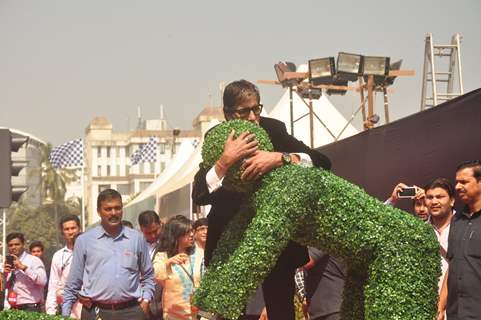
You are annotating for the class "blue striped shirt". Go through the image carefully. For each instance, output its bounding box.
[62,225,155,316]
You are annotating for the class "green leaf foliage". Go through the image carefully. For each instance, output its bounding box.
[193,120,441,320]
[0,310,68,320]
[201,119,273,193]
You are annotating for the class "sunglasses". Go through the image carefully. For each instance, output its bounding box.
[229,104,263,119]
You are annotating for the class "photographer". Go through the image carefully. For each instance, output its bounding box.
[385,183,428,221]
[3,232,47,312]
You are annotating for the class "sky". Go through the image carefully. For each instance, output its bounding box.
[1,0,480,146]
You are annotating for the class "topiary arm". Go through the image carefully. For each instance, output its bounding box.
[259,117,331,170]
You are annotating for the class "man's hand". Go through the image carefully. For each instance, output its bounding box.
[167,253,189,267]
[436,310,445,320]
[387,183,408,205]
[241,151,282,181]
[139,299,150,315]
[216,130,258,177]
[3,262,13,274]
[77,295,93,309]
[414,186,425,200]
[12,254,27,271]
[259,307,268,320]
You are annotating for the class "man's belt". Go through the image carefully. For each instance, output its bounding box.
[94,299,139,310]
[15,303,42,310]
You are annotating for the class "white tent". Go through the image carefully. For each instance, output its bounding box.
[123,120,220,220]
[126,138,199,207]
[268,89,359,148]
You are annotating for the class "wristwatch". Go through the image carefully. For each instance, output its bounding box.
[281,152,292,165]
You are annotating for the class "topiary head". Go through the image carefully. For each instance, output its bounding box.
[201,119,274,193]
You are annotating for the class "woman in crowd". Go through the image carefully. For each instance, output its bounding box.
[153,215,203,320]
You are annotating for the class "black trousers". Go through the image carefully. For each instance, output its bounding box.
[81,304,147,320]
[15,303,42,313]
[262,261,296,320]
[311,313,341,320]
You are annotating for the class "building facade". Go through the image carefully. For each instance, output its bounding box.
[83,116,201,224]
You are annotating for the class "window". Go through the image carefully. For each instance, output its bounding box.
[97,147,102,158]
[130,145,138,157]
[140,181,151,192]
[106,165,111,176]
[97,165,102,176]
[150,162,155,174]
[117,184,129,195]
[159,143,166,154]
[172,142,181,155]
[106,147,110,158]
[125,165,129,176]
[98,184,110,193]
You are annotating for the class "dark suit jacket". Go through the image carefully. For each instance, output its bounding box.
[192,117,331,268]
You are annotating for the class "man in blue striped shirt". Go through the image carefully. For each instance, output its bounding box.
[62,189,155,320]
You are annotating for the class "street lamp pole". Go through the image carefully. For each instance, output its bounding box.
[171,129,180,158]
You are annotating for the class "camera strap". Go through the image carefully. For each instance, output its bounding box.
[6,272,15,289]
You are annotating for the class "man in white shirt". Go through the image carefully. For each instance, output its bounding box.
[193,218,208,252]
[46,214,81,317]
[138,210,163,260]
[424,178,455,292]
[138,210,163,319]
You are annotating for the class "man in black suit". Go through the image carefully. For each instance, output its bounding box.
[192,79,331,320]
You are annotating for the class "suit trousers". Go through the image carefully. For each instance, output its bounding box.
[312,313,341,320]
[262,260,296,320]
[81,304,147,320]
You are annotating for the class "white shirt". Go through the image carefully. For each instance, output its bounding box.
[206,153,312,193]
[7,251,47,305]
[148,240,159,260]
[46,246,81,318]
[428,216,451,293]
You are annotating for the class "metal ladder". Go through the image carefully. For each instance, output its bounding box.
[420,33,464,110]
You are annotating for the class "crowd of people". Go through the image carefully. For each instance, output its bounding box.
[0,191,211,320]
[384,163,481,320]
[1,79,480,320]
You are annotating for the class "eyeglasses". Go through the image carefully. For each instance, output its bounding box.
[230,104,263,119]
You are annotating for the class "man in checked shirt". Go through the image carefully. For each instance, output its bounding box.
[46,214,82,317]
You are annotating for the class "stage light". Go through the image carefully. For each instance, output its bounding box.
[299,87,322,99]
[308,57,335,85]
[274,61,302,88]
[363,56,390,76]
[336,52,363,82]
[362,56,393,86]
[384,59,402,86]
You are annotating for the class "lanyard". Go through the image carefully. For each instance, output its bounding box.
[174,253,197,288]
[61,250,72,272]
[179,263,195,286]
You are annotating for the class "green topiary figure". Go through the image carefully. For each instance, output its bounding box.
[193,120,441,320]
